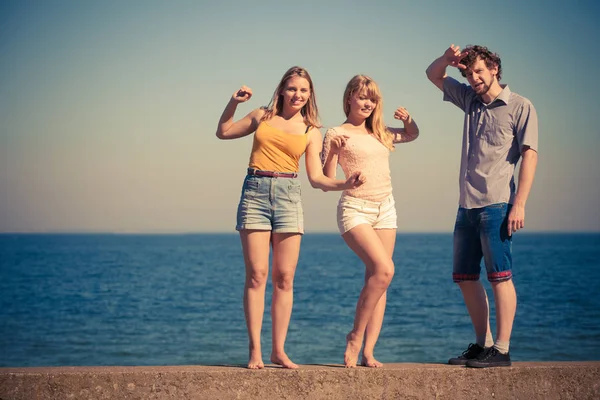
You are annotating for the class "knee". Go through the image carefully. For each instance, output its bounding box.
[246,269,268,289]
[273,271,294,292]
[371,260,395,288]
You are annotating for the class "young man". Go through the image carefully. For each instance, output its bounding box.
[426,45,538,368]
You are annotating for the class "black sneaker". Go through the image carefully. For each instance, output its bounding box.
[448,343,485,365]
[465,346,511,368]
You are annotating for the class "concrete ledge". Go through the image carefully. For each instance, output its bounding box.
[1,362,599,400]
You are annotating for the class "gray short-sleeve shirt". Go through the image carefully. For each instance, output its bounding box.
[443,77,538,209]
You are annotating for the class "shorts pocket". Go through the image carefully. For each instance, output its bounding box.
[288,183,301,203]
[242,179,259,200]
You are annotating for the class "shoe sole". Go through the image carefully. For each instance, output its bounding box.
[448,359,469,366]
[465,361,512,368]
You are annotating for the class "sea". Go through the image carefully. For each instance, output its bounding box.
[1,233,599,367]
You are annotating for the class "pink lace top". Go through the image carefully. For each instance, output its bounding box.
[322,127,392,202]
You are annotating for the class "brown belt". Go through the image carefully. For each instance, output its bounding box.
[247,168,298,178]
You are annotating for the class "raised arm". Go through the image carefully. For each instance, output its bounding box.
[426,44,468,91]
[216,86,264,140]
[389,107,420,144]
[306,128,365,191]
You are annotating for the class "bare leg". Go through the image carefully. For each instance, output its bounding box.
[361,228,396,368]
[342,225,395,368]
[457,280,492,345]
[240,230,271,369]
[491,279,517,343]
[270,232,302,369]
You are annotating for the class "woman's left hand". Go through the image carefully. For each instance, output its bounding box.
[394,107,411,122]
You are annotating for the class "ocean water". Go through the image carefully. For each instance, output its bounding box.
[1,233,599,367]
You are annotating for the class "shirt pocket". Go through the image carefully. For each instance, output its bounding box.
[480,115,514,147]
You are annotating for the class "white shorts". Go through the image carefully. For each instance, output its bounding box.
[337,193,397,235]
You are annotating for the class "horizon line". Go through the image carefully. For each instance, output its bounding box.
[1,230,599,235]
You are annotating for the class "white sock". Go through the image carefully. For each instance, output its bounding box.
[476,332,494,348]
[493,340,510,354]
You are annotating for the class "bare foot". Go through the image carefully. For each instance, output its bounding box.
[247,350,264,369]
[270,352,299,369]
[344,332,362,368]
[361,355,383,368]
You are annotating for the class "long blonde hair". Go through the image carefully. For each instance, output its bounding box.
[261,66,321,128]
[343,75,394,150]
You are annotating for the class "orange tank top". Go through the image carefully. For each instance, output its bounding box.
[248,121,309,173]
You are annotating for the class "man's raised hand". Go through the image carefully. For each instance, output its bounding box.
[444,44,468,70]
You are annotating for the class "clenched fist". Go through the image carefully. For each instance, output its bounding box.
[232,85,253,103]
[345,171,366,189]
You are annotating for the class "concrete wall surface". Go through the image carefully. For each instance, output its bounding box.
[1,362,599,400]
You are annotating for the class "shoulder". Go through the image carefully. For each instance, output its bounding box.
[308,127,324,141]
[248,107,267,127]
[250,107,267,123]
[324,126,343,137]
[443,76,464,90]
[509,91,535,108]
[508,91,537,118]
[444,76,475,97]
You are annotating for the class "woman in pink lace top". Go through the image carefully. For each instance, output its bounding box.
[322,75,420,368]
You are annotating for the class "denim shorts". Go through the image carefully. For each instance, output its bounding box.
[337,193,397,235]
[236,174,304,234]
[453,203,513,283]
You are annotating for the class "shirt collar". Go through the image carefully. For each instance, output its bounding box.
[478,84,511,106]
[496,84,511,104]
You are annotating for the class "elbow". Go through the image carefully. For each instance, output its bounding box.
[425,67,434,82]
[215,131,225,140]
[308,177,328,191]
[404,128,419,143]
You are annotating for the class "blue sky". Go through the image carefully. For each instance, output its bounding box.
[1,0,599,232]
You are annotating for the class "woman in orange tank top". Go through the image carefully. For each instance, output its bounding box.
[216,67,365,369]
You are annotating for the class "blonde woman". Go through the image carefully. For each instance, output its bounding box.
[322,75,419,368]
[216,67,365,369]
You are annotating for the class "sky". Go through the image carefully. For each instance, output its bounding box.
[1,0,599,233]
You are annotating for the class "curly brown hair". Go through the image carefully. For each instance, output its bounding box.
[460,45,502,81]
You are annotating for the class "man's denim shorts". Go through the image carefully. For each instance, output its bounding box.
[453,203,513,283]
[236,174,304,234]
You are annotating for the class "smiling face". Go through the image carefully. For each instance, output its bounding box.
[464,57,498,96]
[343,76,382,124]
[348,90,378,120]
[280,76,311,113]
